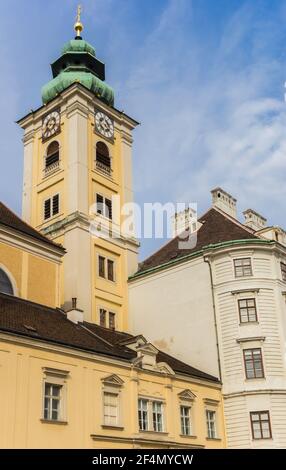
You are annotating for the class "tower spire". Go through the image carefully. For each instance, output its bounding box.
[74,4,83,39]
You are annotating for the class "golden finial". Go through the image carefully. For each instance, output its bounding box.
[74,4,83,38]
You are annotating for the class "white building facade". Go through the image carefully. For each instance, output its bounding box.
[129,189,286,448]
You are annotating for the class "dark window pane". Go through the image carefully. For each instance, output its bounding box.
[99,256,105,278]
[52,194,59,215]
[96,194,104,215]
[100,309,106,327]
[109,312,116,330]
[107,259,115,281]
[44,199,51,220]
[105,198,112,220]
[0,269,14,295]
[96,142,111,168]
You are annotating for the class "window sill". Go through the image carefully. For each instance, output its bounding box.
[40,419,68,425]
[139,430,168,436]
[239,321,259,326]
[180,434,198,439]
[101,425,124,431]
[206,437,221,441]
[252,437,273,441]
[245,377,265,382]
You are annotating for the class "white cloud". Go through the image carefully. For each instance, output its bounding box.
[117,0,286,239]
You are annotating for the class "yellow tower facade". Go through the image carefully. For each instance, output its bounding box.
[17,23,139,329]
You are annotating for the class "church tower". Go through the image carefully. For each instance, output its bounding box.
[17,8,139,329]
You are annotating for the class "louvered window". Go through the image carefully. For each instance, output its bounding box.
[44,194,60,220]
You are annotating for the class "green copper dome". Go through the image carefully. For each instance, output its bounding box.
[61,39,96,57]
[41,37,114,106]
[42,71,114,106]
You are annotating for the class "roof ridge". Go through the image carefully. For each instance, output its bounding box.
[210,206,258,237]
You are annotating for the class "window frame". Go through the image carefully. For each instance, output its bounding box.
[180,405,192,436]
[281,262,286,282]
[234,258,253,278]
[101,375,124,429]
[95,141,112,176]
[95,192,113,220]
[42,368,69,424]
[43,382,62,422]
[138,398,165,433]
[98,307,117,330]
[43,193,60,221]
[97,254,116,283]
[250,411,272,440]
[103,391,120,427]
[206,409,217,439]
[238,298,258,323]
[243,348,265,380]
[45,141,60,172]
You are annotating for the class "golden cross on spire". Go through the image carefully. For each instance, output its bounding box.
[74,4,84,37]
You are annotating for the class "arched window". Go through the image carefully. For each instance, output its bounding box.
[0,269,14,295]
[45,141,59,170]
[96,142,111,174]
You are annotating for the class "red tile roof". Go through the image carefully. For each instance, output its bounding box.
[136,207,259,275]
[0,292,219,383]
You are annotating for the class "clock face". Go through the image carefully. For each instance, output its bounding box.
[95,111,114,139]
[42,110,60,140]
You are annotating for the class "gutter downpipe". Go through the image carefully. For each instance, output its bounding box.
[204,254,222,382]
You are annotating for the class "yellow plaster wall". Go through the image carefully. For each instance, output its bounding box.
[27,255,58,307]
[0,338,226,449]
[0,241,60,308]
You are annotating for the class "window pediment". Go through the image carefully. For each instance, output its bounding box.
[178,389,196,401]
[101,374,124,387]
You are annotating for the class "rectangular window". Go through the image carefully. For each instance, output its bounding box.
[44,195,60,220]
[107,259,115,282]
[234,258,252,278]
[98,256,105,278]
[96,194,104,215]
[100,308,107,328]
[98,255,116,283]
[44,383,62,421]
[109,312,116,330]
[138,399,148,431]
[44,199,51,220]
[152,401,163,432]
[180,405,191,436]
[52,194,59,215]
[238,298,258,323]
[206,410,217,439]
[244,349,264,379]
[250,411,272,439]
[103,392,118,427]
[105,198,112,220]
[138,399,164,432]
[281,262,286,281]
[96,194,112,220]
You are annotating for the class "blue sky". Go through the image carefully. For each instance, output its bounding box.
[1,0,286,259]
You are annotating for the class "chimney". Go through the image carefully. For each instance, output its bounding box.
[66,298,84,324]
[172,207,198,238]
[211,187,237,219]
[243,209,267,231]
